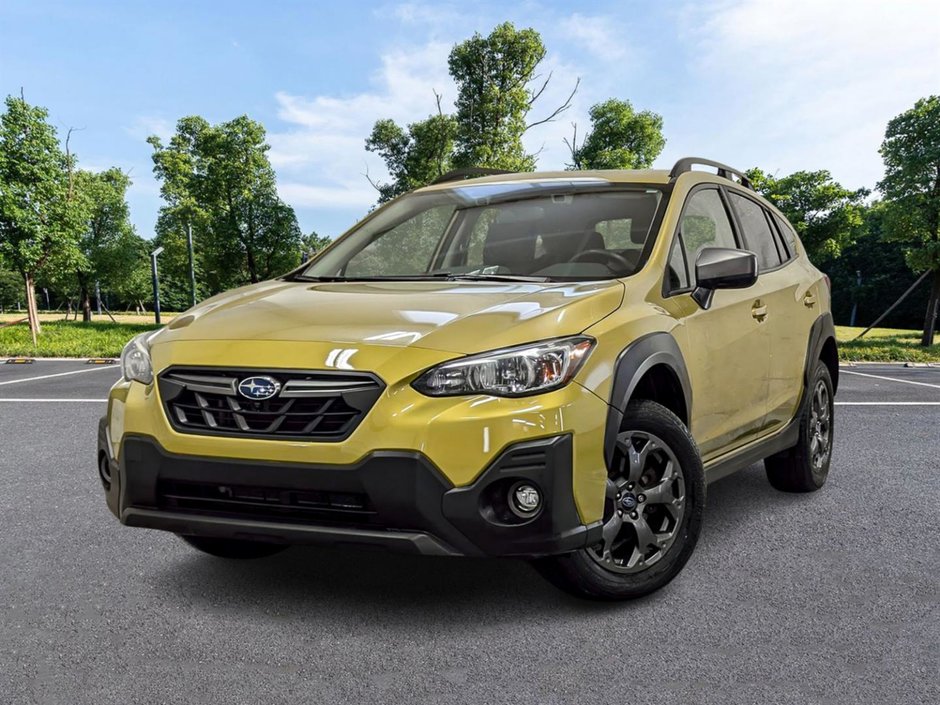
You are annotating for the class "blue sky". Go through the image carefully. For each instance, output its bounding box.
[2,0,938,240]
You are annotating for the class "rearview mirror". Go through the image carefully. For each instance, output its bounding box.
[691,247,758,309]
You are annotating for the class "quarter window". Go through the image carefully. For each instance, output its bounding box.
[771,212,799,258]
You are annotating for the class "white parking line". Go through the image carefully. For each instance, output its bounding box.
[836,401,940,406]
[0,366,120,387]
[0,398,108,402]
[840,369,940,390]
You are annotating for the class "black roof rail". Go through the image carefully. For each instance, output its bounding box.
[430,167,517,185]
[669,157,752,190]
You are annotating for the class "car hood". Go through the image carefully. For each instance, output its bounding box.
[154,279,624,355]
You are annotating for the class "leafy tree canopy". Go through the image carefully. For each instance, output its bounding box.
[747,167,868,262]
[68,169,149,316]
[877,95,940,345]
[149,115,303,305]
[877,95,940,273]
[366,112,458,202]
[302,231,333,257]
[366,22,578,202]
[0,265,21,310]
[0,95,89,338]
[568,99,665,170]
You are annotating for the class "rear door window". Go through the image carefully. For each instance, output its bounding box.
[728,192,782,271]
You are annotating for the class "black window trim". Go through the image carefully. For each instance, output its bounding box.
[724,186,797,274]
[764,208,788,261]
[662,183,744,298]
[770,209,801,260]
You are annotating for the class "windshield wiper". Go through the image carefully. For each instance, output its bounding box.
[289,272,550,283]
[288,273,455,282]
[446,273,551,283]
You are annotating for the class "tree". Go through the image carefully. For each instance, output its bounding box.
[0,265,21,312]
[747,168,868,263]
[566,99,666,170]
[302,231,332,259]
[366,22,578,200]
[0,95,88,343]
[449,22,575,171]
[70,168,141,321]
[825,202,926,329]
[877,96,940,346]
[149,115,303,304]
[365,110,458,202]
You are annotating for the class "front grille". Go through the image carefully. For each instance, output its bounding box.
[157,367,384,441]
[157,480,376,526]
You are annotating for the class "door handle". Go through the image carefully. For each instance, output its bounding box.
[803,292,817,308]
[751,300,768,322]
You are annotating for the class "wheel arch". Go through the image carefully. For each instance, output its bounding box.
[603,332,692,468]
[806,312,838,393]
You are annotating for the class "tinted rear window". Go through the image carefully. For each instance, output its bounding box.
[729,192,782,271]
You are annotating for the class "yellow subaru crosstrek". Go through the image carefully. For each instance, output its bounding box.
[98,158,838,600]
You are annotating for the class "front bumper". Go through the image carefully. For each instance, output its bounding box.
[98,421,603,557]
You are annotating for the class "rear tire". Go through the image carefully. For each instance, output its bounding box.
[535,400,705,601]
[179,535,289,559]
[764,360,834,493]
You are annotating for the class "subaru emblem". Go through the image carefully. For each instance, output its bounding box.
[237,376,281,400]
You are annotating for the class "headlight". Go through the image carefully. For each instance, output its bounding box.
[412,336,594,397]
[120,332,154,384]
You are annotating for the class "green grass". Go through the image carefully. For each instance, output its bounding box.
[836,325,939,363]
[0,320,160,358]
[1,319,937,362]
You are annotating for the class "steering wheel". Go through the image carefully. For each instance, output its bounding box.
[570,249,634,275]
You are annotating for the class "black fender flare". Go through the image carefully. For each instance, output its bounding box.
[805,312,838,394]
[603,332,693,468]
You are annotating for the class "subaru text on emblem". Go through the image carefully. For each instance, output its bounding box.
[237,376,281,400]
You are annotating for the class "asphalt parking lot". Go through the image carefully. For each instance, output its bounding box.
[1,361,937,704]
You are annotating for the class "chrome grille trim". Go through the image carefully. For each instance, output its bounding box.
[157,367,384,442]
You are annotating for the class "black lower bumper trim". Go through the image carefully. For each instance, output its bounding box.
[99,425,602,558]
[123,508,459,556]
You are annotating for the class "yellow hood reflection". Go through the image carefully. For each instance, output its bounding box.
[155,279,625,355]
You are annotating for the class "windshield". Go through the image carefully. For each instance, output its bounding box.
[299,182,665,282]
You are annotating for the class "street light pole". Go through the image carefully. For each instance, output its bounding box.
[186,221,197,308]
[151,246,165,326]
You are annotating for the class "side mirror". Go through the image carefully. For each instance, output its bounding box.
[691,247,758,309]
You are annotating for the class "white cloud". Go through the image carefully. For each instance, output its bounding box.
[266,4,680,229]
[672,0,940,189]
[268,41,454,213]
[277,181,378,209]
[384,1,464,27]
[123,115,174,142]
[562,13,629,61]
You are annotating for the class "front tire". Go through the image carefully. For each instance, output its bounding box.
[536,400,705,601]
[764,360,834,493]
[179,535,289,559]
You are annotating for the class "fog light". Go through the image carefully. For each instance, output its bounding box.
[510,482,541,517]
